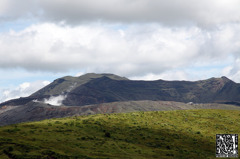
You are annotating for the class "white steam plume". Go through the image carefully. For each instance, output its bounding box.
[43,95,67,106]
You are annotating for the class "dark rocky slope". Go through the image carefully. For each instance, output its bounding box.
[63,76,240,106]
[1,74,240,107]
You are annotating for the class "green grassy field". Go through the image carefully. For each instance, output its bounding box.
[0,109,239,159]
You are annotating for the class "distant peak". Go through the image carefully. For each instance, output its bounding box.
[219,76,233,83]
[101,73,114,76]
[78,73,129,80]
[221,76,230,80]
[206,76,231,82]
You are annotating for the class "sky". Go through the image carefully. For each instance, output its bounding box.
[0,0,240,102]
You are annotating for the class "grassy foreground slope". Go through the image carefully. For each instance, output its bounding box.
[0,109,239,159]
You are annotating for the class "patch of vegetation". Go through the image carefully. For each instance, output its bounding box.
[0,109,239,158]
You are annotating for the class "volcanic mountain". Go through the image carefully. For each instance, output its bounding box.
[1,73,240,107]
[62,75,240,106]
[1,73,240,126]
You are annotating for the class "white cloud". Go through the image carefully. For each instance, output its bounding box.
[0,0,38,21]
[0,22,239,79]
[0,80,50,102]
[0,0,9,16]
[222,57,240,82]
[0,0,240,84]
[129,66,225,82]
[130,71,188,81]
[1,0,240,27]
[75,72,85,77]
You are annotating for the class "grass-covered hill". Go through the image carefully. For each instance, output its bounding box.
[0,109,239,159]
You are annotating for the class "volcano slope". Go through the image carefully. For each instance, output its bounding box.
[1,100,240,126]
[0,109,239,159]
[1,73,240,107]
[1,73,240,126]
[62,75,240,106]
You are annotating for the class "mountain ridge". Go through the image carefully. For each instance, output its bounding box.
[30,73,128,97]
[1,73,240,126]
[0,74,239,107]
[63,75,239,106]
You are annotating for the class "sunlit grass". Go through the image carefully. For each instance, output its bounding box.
[0,109,239,158]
